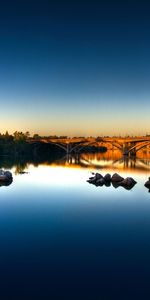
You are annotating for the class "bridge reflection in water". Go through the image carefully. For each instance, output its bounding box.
[54,149,150,172]
[6,148,150,175]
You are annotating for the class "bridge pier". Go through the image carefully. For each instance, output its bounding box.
[123,142,137,157]
[123,142,130,156]
[66,144,70,155]
[65,153,80,165]
[123,150,136,157]
[129,149,136,157]
[129,142,136,157]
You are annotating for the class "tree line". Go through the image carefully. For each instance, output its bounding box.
[0,131,68,143]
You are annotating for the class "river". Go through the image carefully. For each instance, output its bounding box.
[0,150,150,299]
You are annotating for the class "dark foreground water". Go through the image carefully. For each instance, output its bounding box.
[0,153,150,299]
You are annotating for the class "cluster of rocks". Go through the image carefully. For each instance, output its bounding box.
[0,170,13,186]
[87,172,137,190]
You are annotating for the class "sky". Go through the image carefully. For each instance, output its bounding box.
[0,0,150,136]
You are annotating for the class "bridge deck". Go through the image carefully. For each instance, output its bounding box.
[28,137,150,144]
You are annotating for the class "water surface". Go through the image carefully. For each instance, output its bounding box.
[0,152,150,299]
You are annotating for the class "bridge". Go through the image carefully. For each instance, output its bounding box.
[27,136,150,157]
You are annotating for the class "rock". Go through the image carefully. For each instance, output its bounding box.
[0,170,5,175]
[4,171,12,180]
[105,181,111,187]
[0,170,13,182]
[0,175,8,181]
[95,173,103,180]
[104,173,111,182]
[87,177,97,184]
[112,182,120,189]
[145,178,150,189]
[123,177,136,185]
[120,177,137,190]
[111,173,124,183]
[87,173,103,184]
[0,178,13,187]
[95,178,105,186]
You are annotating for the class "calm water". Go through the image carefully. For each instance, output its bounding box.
[0,152,150,299]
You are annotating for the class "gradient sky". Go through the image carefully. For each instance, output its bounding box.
[0,0,150,136]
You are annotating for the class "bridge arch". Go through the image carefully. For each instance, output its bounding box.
[29,140,68,153]
[128,141,150,154]
[105,140,122,149]
[70,140,123,153]
[53,143,68,152]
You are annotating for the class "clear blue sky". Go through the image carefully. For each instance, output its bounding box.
[0,0,150,136]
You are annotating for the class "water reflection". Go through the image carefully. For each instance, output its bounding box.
[53,151,150,173]
[0,150,150,298]
[0,149,150,175]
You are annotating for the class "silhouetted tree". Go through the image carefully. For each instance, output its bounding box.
[33,133,41,139]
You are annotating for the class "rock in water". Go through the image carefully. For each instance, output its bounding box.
[105,181,111,187]
[145,178,150,188]
[120,177,137,190]
[112,182,120,189]
[87,177,97,184]
[95,173,104,180]
[95,178,105,186]
[0,170,5,175]
[0,179,12,187]
[111,173,124,183]
[87,173,103,184]
[0,170,13,182]
[104,173,111,182]
[4,171,12,180]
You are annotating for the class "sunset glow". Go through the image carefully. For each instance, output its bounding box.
[0,1,150,136]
